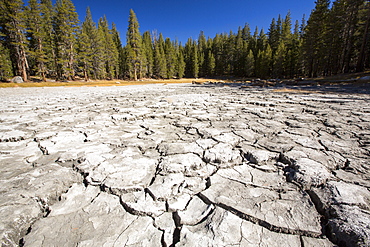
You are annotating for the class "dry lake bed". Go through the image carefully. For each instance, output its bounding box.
[0,83,369,246]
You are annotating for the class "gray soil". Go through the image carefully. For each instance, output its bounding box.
[0,83,369,246]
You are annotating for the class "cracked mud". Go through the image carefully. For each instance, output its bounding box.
[0,83,369,246]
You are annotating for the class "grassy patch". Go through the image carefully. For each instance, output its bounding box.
[0,78,216,88]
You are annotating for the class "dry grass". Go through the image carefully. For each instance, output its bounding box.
[0,78,216,88]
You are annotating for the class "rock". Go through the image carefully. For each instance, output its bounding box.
[23,188,162,247]
[11,76,23,83]
[284,157,333,189]
[200,172,322,236]
[301,236,336,247]
[159,153,215,178]
[178,207,302,247]
[120,190,166,217]
[177,196,215,225]
[203,143,242,167]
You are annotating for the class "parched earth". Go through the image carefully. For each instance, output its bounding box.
[0,83,369,247]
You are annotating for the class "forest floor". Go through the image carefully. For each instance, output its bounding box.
[0,78,217,88]
[0,71,369,88]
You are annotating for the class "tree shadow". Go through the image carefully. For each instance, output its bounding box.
[189,81,370,96]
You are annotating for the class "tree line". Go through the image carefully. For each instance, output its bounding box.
[0,0,369,82]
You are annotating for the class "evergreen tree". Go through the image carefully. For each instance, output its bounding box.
[53,0,79,80]
[0,0,29,81]
[303,0,331,77]
[356,1,370,71]
[39,0,55,78]
[245,49,255,77]
[205,37,215,76]
[26,0,48,81]
[184,38,199,78]
[99,16,118,79]
[198,31,207,77]
[272,42,286,77]
[111,23,124,78]
[268,18,280,53]
[77,7,101,81]
[256,44,272,78]
[242,23,251,41]
[126,9,143,80]
[175,43,186,78]
[0,42,13,80]
[164,37,176,78]
[142,31,154,78]
[153,33,166,78]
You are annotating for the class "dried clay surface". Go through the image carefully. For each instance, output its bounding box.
[0,83,369,247]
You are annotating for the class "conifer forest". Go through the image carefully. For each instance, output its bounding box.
[0,0,369,82]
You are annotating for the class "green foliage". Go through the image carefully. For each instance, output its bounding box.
[0,0,368,81]
[0,0,29,81]
[153,33,167,78]
[0,42,13,80]
[53,0,79,80]
[126,9,144,80]
[142,31,154,78]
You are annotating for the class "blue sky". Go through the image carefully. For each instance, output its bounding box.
[72,0,316,44]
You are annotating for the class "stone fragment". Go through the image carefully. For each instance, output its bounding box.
[195,138,217,149]
[157,141,203,156]
[154,212,176,246]
[148,173,206,201]
[301,236,335,247]
[86,156,157,194]
[178,207,301,246]
[286,158,332,189]
[177,196,215,226]
[120,190,166,217]
[11,76,23,83]
[167,193,192,212]
[203,143,242,167]
[200,173,322,236]
[23,191,162,247]
[158,153,215,177]
[0,164,82,246]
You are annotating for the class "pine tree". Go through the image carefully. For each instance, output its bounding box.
[111,23,124,78]
[164,38,176,78]
[256,44,272,78]
[205,37,215,76]
[175,43,186,78]
[0,0,29,81]
[302,0,331,77]
[268,18,280,53]
[272,42,286,77]
[232,27,247,76]
[142,31,154,78]
[0,42,13,80]
[99,16,118,79]
[53,0,79,80]
[198,31,207,77]
[77,7,100,81]
[26,0,48,81]
[153,33,166,78]
[242,23,251,41]
[356,1,370,71]
[126,9,143,80]
[40,0,55,78]
[245,49,255,77]
[184,38,199,78]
